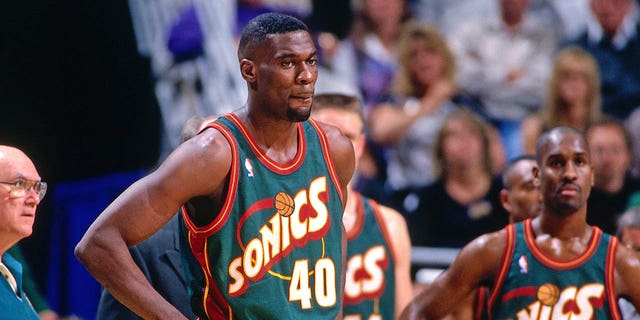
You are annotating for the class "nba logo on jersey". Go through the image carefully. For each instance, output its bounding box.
[518,255,528,274]
[245,158,254,177]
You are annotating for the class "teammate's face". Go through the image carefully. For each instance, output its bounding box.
[502,160,542,222]
[0,149,41,241]
[313,108,364,157]
[537,132,594,215]
[254,31,318,122]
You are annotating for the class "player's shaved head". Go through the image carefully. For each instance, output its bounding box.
[237,12,309,60]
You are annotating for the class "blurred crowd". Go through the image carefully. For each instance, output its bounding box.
[137,0,640,247]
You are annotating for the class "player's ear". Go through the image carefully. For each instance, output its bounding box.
[500,189,512,213]
[240,59,257,82]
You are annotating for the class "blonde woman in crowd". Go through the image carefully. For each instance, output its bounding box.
[367,23,459,208]
[521,46,601,154]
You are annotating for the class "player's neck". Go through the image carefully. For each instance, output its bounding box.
[536,212,591,241]
[240,110,300,161]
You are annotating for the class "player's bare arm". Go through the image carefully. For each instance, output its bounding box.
[75,127,232,319]
[400,229,507,320]
[378,205,413,317]
[614,243,640,311]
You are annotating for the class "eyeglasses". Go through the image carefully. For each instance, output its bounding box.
[0,178,47,200]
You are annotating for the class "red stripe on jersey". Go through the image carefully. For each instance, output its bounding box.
[525,220,601,270]
[226,114,305,174]
[370,198,396,263]
[181,121,239,236]
[605,236,622,320]
[488,224,516,315]
[500,286,537,303]
[309,118,345,206]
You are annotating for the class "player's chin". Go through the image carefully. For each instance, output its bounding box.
[287,106,311,122]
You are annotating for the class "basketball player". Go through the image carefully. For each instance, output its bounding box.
[500,155,542,224]
[400,126,640,319]
[312,93,412,319]
[75,13,355,319]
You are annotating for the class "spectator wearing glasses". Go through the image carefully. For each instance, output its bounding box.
[0,145,47,319]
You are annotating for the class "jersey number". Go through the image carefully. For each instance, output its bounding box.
[289,258,337,309]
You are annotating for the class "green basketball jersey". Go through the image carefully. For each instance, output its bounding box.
[180,114,345,320]
[489,220,621,319]
[343,193,396,320]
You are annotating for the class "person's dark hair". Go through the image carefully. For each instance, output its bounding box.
[501,154,536,188]
[535,126,588,164]
[238,12,309,59]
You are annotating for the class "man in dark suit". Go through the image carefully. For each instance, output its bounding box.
[95,215,195,319]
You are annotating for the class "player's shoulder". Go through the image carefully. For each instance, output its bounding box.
[312,118,344,140]
[463,227,510,261]
[614,241,640,269]
[309,119,355,180]
[375,202,408,232]
[170,123,234,175]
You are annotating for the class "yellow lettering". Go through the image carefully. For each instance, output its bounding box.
[228,257,245,295]
[291,190,309,240]
[243,238,263,279]
[259,214,281,266]
[308,177,328,233]
[573,284,604,319]
[345,254,363,299]
[517,301,540,320]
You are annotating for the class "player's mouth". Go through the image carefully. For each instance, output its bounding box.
[558,184,580,196]
[290,94,313,105]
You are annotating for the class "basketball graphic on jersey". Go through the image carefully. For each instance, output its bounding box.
[537,283,560,306]
[275,192,295,217]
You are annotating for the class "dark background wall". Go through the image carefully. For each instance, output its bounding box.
[1,0,161,308]
[1,1,161,183]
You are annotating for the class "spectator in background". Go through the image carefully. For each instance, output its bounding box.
[566,0,640,120]
[616,207,640,319]
[0,146,47,320]
[312,93,413,319]
[128,0,245,160]
[626,106,640,177]
[447,0,560,160]
[586,118,640,235]
[406,108,509,248]
[367,23,460,211]
[521,46,602,154]
[329,0,412,112]
[320,0,413,207]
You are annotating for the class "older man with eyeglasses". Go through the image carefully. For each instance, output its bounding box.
[0,145,46,319]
